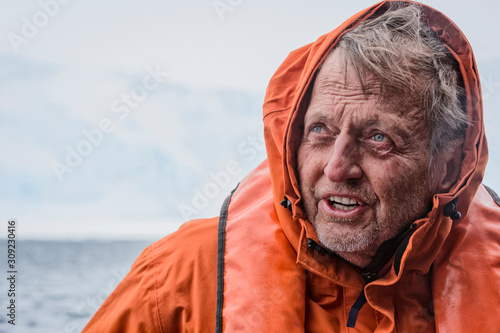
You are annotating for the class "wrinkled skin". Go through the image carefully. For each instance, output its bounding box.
[297,50,440,267]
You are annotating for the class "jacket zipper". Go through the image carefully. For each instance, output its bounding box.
[307,223,418,328]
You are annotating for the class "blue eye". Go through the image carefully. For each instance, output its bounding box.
[312,125,323,134]
[373,133,385,142]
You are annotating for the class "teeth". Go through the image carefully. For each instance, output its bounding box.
[328,196,360,208]
[332,203,357,211]
[341,197,350,205]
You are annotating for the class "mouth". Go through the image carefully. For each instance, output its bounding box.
[325,195,361,211]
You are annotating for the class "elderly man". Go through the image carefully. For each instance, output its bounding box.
[84,1,500,332]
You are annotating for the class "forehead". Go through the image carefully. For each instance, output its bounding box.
[307,49,424,122]
[315,50,379,95]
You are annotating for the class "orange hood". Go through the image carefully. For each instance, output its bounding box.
[263,0,487,268]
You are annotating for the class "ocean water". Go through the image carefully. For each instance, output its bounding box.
[0,240,153,333]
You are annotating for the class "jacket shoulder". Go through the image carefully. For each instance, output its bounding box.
[152,216,219,268]
[432,185,500,331]
[83,217,219,333]
[153,218,220,332]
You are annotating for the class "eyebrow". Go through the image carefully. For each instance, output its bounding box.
[315,115,335,124]
[304,113,334,126]
[361,117,379,126]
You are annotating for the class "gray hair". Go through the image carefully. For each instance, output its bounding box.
[333,2,468,172]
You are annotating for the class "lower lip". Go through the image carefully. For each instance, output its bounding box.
[320,199,366,218]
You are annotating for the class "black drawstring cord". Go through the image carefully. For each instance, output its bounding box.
[307,223,418,328]
[443,197,461,220]
[346,289,368,327]
[280,196,292,210]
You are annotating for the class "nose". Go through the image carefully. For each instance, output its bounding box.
[324,132,362,182]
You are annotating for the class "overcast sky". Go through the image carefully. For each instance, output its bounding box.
[1,0,499,239]
[2,0,499,92]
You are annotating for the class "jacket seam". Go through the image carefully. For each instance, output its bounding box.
[151,244,165,333]
[263,106,292,119]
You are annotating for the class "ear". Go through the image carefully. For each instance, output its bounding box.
[433,140,464,193]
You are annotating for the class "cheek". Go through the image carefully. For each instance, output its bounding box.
[297,146,323,184]
[368,158,429,204]
[369,170,396,202]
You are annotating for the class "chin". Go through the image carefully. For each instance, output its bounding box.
[315,222,379,254]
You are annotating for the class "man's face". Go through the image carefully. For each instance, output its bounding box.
[297,50,436,264]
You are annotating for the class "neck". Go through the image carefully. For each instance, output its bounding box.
[334,226,416,273]
[334,250,375,268]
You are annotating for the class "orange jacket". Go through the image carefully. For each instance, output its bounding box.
[83,1,500,332]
